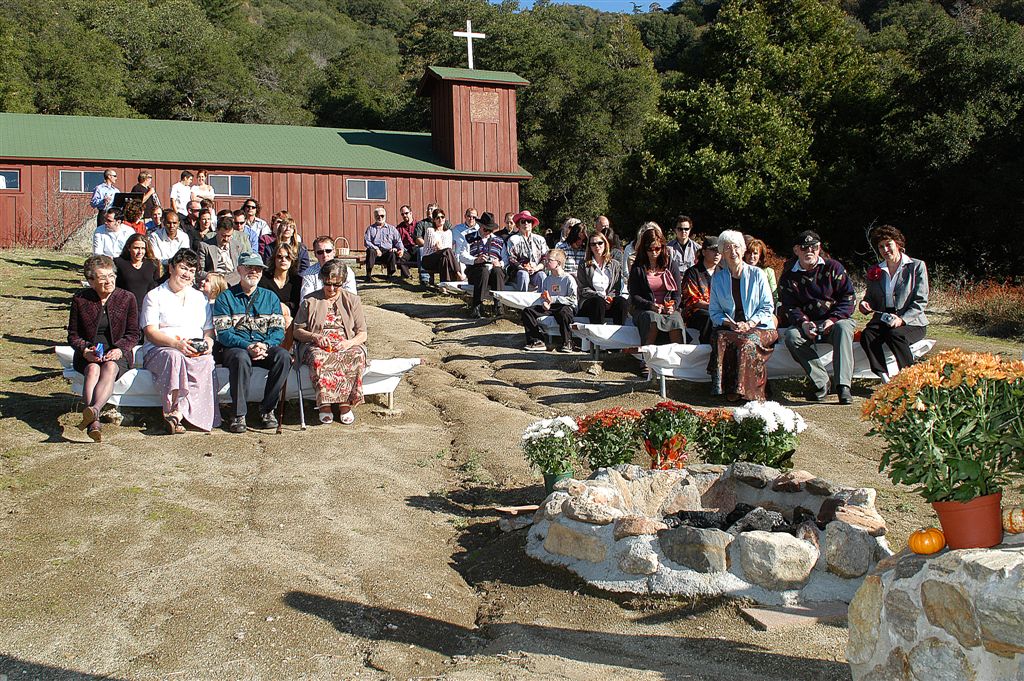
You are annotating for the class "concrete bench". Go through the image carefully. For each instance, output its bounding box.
[54,346,420,410]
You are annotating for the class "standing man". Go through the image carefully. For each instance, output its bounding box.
[668,215,700,270]
[90,169,119,226]
[301,235,357,298]
[414,203,438,285]
[363,208,407,281]
[779,230,857,404]
[130,171,161,219]
[170,171,194,219]
[213,253,290,433]
[241,199,270,253]
[503,210,549,292]
[459,212,506,318]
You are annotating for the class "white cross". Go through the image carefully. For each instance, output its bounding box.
[453,19,486,70]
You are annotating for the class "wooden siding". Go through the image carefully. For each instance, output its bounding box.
[428,80,520,175]
[0,160,522,249]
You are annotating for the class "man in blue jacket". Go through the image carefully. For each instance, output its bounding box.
[213,253,290,432]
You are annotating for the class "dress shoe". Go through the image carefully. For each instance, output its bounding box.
[228,416,247,433]
[469,304,483,319]
[805,381,830,402]
[837,385,853,405]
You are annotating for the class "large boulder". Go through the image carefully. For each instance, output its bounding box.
[731,530,817,591]
[659,526,733,573]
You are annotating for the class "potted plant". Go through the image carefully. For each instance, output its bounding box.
[576,407,643,470]
[863,349,1024,549]
[639,401,701,470]
[695,401,805,469]
[521,416,580,493]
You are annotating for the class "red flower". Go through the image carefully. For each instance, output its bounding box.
[867,265,883,282]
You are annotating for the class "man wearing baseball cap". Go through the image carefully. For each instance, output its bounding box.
[778,230,857,404]
[212,252,291,432]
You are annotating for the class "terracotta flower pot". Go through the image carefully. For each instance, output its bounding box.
[932,492,1003,549]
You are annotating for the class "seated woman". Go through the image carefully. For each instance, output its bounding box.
[67,255,141,442]
[421,208,462,283]
[140,249,218,434]
[260,243,303,319]
[858,224,929,381]
[577,232,627,325]
[708,230,778,401]
[262,214,310,273]
[681,236,721,344]
[122,199,147,235]
[115,233,161,310]
[628,228,685,345]
[743,236,778,303]
[292,260,368,425]
[504,211,549,291]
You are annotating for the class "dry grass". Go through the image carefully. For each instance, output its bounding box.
[947,281,1024,340]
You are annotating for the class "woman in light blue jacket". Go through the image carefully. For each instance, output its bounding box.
[708,230,778,401]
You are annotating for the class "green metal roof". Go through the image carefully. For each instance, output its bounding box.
[0,112,530,178]
[425,66,529,86]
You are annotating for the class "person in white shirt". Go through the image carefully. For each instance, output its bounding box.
[92,210,132,257]
[170,171,194,217]
[191,170,216,202]
[300,235,357,298]
[149,211,191,265]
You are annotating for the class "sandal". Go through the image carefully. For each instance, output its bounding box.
[87,422,102,443]
[319,411,334,425]
[77,406,98,431]
[164,413,186,435]
[338,410,355,425]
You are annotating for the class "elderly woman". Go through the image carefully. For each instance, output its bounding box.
[140,249,218,434]
[292,260,368,425]
[628,228,685,345]
[262,215,309,274]
[115,233,161,310]
[708,230,778,401]
[67,255,140,442]
[577,231,628,325]
[858,224,929,381]
[504,210,549,291]
[743,236,778,302]
[421,208,462,283]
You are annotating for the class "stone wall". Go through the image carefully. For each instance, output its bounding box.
[848,537,1024,680]
[525,463,891,606]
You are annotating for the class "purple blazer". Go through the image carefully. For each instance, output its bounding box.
[67,287,141,367]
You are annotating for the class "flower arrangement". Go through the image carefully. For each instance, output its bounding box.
[521,416,580,475]
[576,407,643,469]
[695,402,804,469]
[640,401,700,469]
[862,349,1024,503]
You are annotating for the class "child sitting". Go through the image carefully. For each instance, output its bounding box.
[521,248,579,353]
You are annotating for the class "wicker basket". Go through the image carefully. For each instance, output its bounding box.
[335,236,350,256]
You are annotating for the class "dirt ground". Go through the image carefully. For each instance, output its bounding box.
[0,249,1020,681]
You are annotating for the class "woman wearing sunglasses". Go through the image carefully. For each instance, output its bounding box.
[628,228,685,345]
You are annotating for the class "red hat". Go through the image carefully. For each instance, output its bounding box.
[512,210,539,226]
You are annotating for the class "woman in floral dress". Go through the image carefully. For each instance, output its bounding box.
[292,260,367,425]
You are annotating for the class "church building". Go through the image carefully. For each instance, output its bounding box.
[0,66,530,247]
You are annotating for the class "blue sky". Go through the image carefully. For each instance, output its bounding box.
[498,0,648,13]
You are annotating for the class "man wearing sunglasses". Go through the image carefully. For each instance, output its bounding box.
[241,200,270,253]
[779,230,857,404]
[300,235,356,299]
[668,214,700,270]
[363,208,407,281]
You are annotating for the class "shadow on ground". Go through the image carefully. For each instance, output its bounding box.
[0,655,126,680]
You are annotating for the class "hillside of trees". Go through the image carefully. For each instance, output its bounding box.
[4,0,1024,275]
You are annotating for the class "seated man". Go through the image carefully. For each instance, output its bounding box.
[680,236,721,344]
[458,212,506,318]
[149,210,190,265]
[779,230,857,405]
[396,205,419,276]
[301,235,357,298]
[213,253,290,433]
[363,208,407,281]
[93,209,132,258]
[668,215,700,271]
[199,216,248,285]
[521,249,578,353]
[504,211,549,292]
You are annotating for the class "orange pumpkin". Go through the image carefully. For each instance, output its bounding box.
[908,527,945,555]
[1002,507,1024,534]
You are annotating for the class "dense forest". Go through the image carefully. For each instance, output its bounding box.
[4,0,1024,276]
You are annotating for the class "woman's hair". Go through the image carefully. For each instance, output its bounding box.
[275,216,300,251]
[718,230,747,258]
[83,255,114,281]
[123,198,144,223]
[432,207,447,226]
[636,228,669,271]
[168,247,199,270]
[565,221,587,246]
[119,233,160,275]
[274,242,299,276]
[869,224,906,254]
[205,272,228,300]
[585,232,611,267]
[744,236,768,266]
[197,169,208,181]
[319,258,350,284]
[636,221,660,244]
[560,217,582,240]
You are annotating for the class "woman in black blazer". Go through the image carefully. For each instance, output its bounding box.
[858,224,929,380]
[628,228,685,345]
[577,232,628,325]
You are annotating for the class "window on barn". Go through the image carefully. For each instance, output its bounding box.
[59,170,107,193]
[209,174,252,197]
[0,170,19,190]
[346,179,387,201]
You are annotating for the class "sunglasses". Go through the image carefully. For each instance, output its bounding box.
[244,204,257,210]
[589,241,604,246]
[798,244,820,251]
[375,214,385,219]
[647,247,663,253]
[315,248,334,255]
[518,220,532,225]
[322,281,345,288]
[234,221,245,226]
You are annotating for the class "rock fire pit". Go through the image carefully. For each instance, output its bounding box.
[526,463,892,605]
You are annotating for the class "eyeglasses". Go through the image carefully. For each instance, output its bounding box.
[798,244,820,251]
[589,241,604,246]
[375,214,385,219]
[91,274,116,282]
[234,220,246,226]
[518,220,532,225]
[401,211,411,216]
[322,281,344,288]
[676,226,691,231]
[244,204,257,210]
[647,247,663,253]
[315,248,334,256]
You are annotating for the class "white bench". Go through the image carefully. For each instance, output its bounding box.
[638,339,936,397]
[54,346,420,410]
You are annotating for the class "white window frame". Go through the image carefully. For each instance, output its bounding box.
[0,169,20,190]
[346,178,387,201]
[59,170,107,193]
[208,174,253,197]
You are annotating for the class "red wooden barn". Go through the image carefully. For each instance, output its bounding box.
[0,66,530,248]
